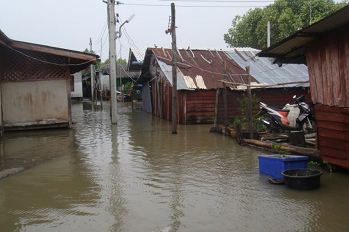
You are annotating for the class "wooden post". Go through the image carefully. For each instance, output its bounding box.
[213,88,220,129]
[223,61,228,130]
[289,131,306,147]
[246,66,253,139]
[90,38,95,102]
[171,3,177,134]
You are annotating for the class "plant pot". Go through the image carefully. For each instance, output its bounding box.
[230,129,237,138]
[258,155,308,179]
[282,168,323,190]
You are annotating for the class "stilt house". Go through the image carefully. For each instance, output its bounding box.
[258,5,349,169]
[0,30,98,132]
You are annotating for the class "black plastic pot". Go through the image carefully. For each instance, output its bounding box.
[282,168,323,190]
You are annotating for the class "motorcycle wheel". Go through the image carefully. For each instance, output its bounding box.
[302,119,317,134]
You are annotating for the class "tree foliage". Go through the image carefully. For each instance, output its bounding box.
[224,0,348,49]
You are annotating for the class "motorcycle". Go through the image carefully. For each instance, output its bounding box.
[256,95,316,133]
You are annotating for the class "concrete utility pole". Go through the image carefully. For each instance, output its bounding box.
[171,3,177,134]
[90,38,95,102]
[267,21,271,47]
[108,0,118,124]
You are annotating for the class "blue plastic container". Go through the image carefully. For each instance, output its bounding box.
[258,155,308,179]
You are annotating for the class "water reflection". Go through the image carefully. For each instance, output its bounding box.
[0,101,349,231]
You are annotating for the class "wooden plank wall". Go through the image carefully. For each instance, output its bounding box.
[255,88,311,108]
[316,105,349,168]
[150,79,311,126]
[305,24,349,168]
[306,24,349,108]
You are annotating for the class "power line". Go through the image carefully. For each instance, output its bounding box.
[93,19,108,46]
[123,3,269,7]
[160,0,274,2]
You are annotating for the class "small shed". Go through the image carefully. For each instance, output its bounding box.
[133,47,256,124]
[258,5,349,168]
[0,30,98,132]
[131,47,311,125]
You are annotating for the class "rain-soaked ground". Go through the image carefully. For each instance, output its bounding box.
[1,101,349,232]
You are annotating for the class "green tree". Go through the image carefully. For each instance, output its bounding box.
[224,0,348,49]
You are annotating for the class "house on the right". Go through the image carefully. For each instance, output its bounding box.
[258,5,349,169]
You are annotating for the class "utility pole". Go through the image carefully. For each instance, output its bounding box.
[108,0,117,124]
[90,38,95,102]
[267,21,271,47]
[171,3,177,134]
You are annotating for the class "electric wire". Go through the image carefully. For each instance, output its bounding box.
[118,16,144,60]
[160,0,274,2]
[122,3,269,7]
[93,19,108,46]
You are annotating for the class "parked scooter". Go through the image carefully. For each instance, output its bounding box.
[256,95,316,133]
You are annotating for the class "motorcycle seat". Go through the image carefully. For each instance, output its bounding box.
[268,106,290,112]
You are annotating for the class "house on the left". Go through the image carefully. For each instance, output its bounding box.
[0,30,98,132]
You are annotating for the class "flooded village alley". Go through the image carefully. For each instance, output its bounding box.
[0,101,349,232]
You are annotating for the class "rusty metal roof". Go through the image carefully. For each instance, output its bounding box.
[137,47,258,90]
[0,29,99,74]
[258,4,349,64]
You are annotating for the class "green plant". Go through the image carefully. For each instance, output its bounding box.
[234,94,267,131]
[271,143,290,157]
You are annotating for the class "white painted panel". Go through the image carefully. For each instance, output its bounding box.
[2,80,69,125]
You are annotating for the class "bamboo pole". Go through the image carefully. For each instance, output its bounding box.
[221,80,309,88]
[244,139,321,159]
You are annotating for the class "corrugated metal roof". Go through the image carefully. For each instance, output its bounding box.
[225,48,309,88]
[143,47,257,90]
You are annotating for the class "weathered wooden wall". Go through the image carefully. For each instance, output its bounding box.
[150,84,310,125]
[305,24,349,169]
[306,24,349,108]
[255,88,311,108]
[315,105,349,168]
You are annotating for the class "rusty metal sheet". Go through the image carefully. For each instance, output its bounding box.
[148,47,258,90]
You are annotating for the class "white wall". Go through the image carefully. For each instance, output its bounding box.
[71,72,83,98]
[2,79,70,128]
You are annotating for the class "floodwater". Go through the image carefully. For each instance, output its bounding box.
[1,101,349,232]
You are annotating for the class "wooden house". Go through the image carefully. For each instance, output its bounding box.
[0,30,98,132]
[258,5,349,169]
[131,47,311,125]
[133,47,255,124]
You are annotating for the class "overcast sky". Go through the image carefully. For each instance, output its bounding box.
[0,0,341,62]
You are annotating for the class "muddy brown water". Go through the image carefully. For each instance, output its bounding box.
[1,101,349,232]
